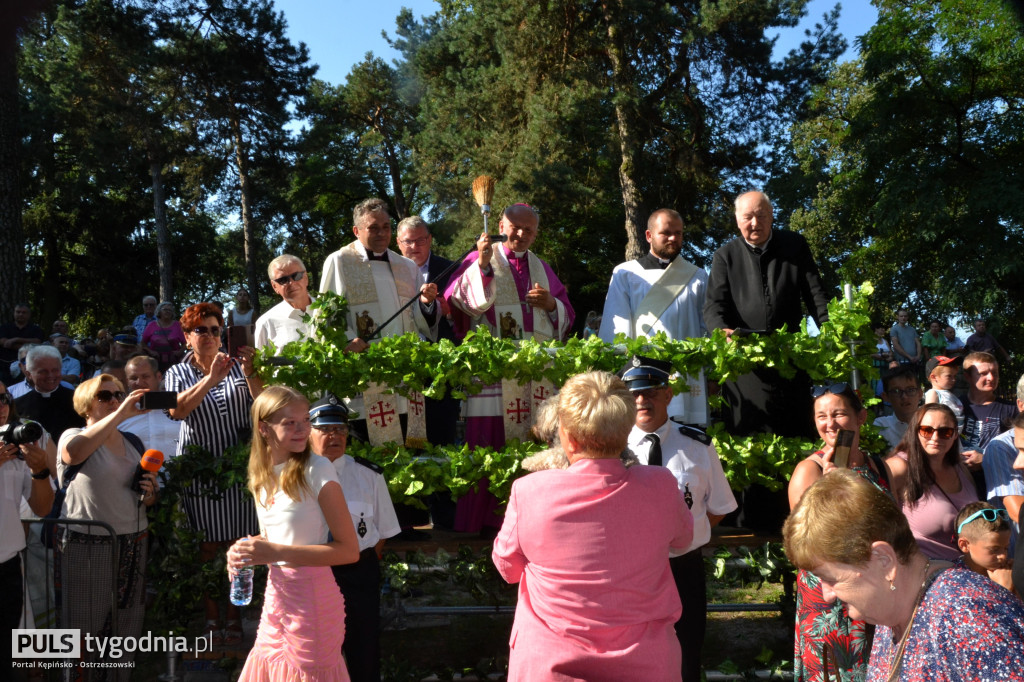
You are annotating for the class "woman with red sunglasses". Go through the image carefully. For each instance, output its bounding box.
[887,403,978,560]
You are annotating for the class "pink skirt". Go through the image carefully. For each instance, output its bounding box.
[239,565,349,682]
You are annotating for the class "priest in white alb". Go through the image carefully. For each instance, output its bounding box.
[320,198,439,447]
[598,208,709,426]
[444,203,574,532]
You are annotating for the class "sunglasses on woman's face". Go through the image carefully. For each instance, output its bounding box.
[0,393,12,406]
[191,326,221,337]
[95,390,127,403]
[956,507,1009,534]
[918,425,956,440]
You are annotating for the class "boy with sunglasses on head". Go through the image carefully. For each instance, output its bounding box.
[956,501,1016,595]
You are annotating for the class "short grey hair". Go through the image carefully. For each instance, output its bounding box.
[397,216,430,236]
[142,295,157,305]
[734,191,772,213]
[268,254,305,278]
[1016,372,1024,405]
[353,198,390,227]
[26,344,62,371]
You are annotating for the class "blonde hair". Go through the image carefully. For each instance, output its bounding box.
[557,371,636,458]
[73,374,125,418]
[784,469,917,571]
[248,386,312,507]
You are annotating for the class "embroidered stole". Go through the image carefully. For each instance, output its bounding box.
[633,256,707,425]
[633,256,700,337]
[338,243,427,447]
[489,246,557,441]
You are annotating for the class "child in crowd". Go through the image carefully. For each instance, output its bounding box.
[924,355,964,433]
[956,501,1016,595]
[872,366,921,448]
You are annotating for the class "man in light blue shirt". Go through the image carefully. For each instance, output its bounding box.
[982,373,1024,551]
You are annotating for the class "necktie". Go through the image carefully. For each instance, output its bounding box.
[644,433,662,466]
[367,252,388,262]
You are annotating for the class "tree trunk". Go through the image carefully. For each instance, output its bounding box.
[150,153,173,303]
[601,1,647,261]
[0,17,25,319]
[232,114,260,318]
[379,131,407,219]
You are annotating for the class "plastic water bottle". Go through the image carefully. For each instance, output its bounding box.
[230,567,253,606]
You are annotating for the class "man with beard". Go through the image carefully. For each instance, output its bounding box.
[599,209,710,426]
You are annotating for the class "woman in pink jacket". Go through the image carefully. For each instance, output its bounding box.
[492,370,694,682]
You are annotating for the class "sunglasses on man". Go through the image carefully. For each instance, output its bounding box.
[272,271,306,287]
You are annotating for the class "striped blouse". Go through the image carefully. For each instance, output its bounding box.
[164,351,253,459]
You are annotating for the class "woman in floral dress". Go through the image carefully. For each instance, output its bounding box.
[787,383,894,682]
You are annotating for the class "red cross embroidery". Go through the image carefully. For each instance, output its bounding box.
[506,398,531,424]
[368,400,396,428]
[409,393,425,417]
[533,385,549,406]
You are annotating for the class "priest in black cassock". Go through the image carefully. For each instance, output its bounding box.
[704,191,831,530]
[15,345,85,442]
[704,191,831,437]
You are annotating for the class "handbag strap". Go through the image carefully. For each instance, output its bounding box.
[58,430,146,490]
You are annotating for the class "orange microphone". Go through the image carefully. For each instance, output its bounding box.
[131,449,164,501]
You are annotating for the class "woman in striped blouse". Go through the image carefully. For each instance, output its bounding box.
[165,302,263,645]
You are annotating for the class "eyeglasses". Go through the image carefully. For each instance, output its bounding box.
[810,382,850,399]
[96,390,127,403]
[887,387,921,399]
[272,271,305,286]
[918,425,956,440]
[398,237,429,247]
[0,393,12,406]
[313,425,349,436]
[191,326,221,337]
[957,508,1009,535]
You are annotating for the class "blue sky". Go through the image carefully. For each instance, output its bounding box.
[274,0,879,87]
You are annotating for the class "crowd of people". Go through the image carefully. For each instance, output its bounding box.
[2,190,1022,681]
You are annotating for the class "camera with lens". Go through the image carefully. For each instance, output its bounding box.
[0,421,43,447]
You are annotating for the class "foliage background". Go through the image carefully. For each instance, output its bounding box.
[4,0,1020,351]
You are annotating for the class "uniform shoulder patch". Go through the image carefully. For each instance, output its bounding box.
[676,424,712,445]
[352,455,384,474]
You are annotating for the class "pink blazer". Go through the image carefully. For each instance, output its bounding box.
[492,457,693,682]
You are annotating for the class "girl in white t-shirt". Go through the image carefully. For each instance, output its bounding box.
[228,386,359,682]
